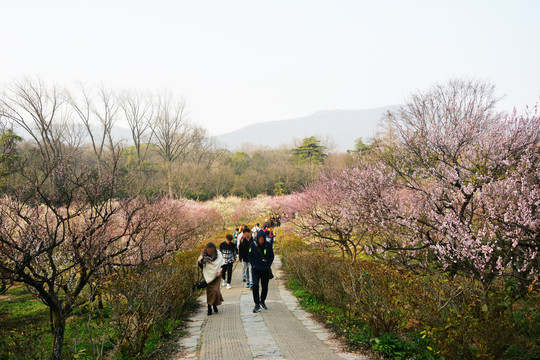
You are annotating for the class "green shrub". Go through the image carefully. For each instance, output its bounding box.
[343,260,410,336]
[407,276,540,360]
[0,248,202,360]
[372,333,405,358]
[276,231,311,266]
[104,249,199,357]
[280,230,540,360]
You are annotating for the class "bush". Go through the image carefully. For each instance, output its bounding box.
[279,232,540,360]
[104,249,200,357]
[287,251,348,305]
[275,230,312,267]
[343,260,410,336]
[413,278,540,360]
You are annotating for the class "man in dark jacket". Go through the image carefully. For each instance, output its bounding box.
[238,228,253,288]
[248,230,275,313]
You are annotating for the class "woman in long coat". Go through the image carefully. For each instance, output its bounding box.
[197,242,224,315]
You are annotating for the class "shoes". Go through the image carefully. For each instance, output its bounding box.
[243,277,246,282]
[213,305,218,313]
[207,305,212,316]
[261,302,268,310]
[226,283,231,289]
[245,283,250,288]
[221,279,226,286]
[253,305,261,313]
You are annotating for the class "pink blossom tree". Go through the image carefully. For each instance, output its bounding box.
[230,195,275,225]
[276,174,374,261]
[0,155,220,359]
[284,80,539,287]
[370,81,540,285]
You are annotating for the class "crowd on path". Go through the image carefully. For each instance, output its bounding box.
[188,215,369,360]
[197,218,283,315]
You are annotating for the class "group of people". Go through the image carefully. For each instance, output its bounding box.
[267,214,282,228]
[197,223,275,315]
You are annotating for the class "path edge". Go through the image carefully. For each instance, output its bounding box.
[274,256,371,360]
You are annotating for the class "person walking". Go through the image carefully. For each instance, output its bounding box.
[251,223,260,238]
[197,242,224,316]
[249,230,275,313]
[219,234,237,289]
[237,227,244,248]
[238,228,253,287]
[233,228,240,245]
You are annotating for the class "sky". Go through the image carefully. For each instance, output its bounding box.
[0,0,539,135]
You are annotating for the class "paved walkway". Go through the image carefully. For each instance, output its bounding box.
[173,257,369,360]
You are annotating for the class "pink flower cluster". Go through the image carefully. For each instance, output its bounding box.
[283,99,539,285]
[0,195,221,288]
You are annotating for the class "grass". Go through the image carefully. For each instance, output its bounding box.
[0,285,52,360]
[0,284,49,329]
[0,282,203,360]
[135,298,201,360]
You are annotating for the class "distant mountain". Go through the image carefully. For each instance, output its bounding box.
[216,106,397,152]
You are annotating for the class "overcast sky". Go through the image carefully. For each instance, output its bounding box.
[1,0,538,135]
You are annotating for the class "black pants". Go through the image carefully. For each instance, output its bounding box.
[221,262,233,284]
[252,268,270,306]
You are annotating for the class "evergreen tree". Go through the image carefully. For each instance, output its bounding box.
[353,137,371,155]
[292,136,327,164]
[0,128,22,187]
[231,152,251,175]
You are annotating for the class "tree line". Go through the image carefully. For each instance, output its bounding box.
[0,78,359,201]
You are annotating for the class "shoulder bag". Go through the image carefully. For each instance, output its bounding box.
[193,263,207,290]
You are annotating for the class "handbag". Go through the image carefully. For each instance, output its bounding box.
[193,263,207,290]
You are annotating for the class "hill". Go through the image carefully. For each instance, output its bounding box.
[216,106,396,152]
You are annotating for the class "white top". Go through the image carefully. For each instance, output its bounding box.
[202,250,224,283]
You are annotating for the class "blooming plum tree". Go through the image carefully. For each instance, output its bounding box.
[277,173,375,261]
[0,156,221,359]
[285,81,539,287]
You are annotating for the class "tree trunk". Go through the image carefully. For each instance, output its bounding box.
[51,308,66,360]
[167,160,173,198]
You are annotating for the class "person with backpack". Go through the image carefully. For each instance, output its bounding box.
[197,242,224,316]
[219,234,237,289]
[238,228,253,287]
[249,230,275,313]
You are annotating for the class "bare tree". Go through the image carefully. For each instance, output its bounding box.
[57,121,87,152]
[190,129,221,167]
[0,78,67,163]
[151,94,200,198]
[118,90,154,176]
[69,84,123,178]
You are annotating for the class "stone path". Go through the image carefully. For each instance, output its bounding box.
[173,257,369,360]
